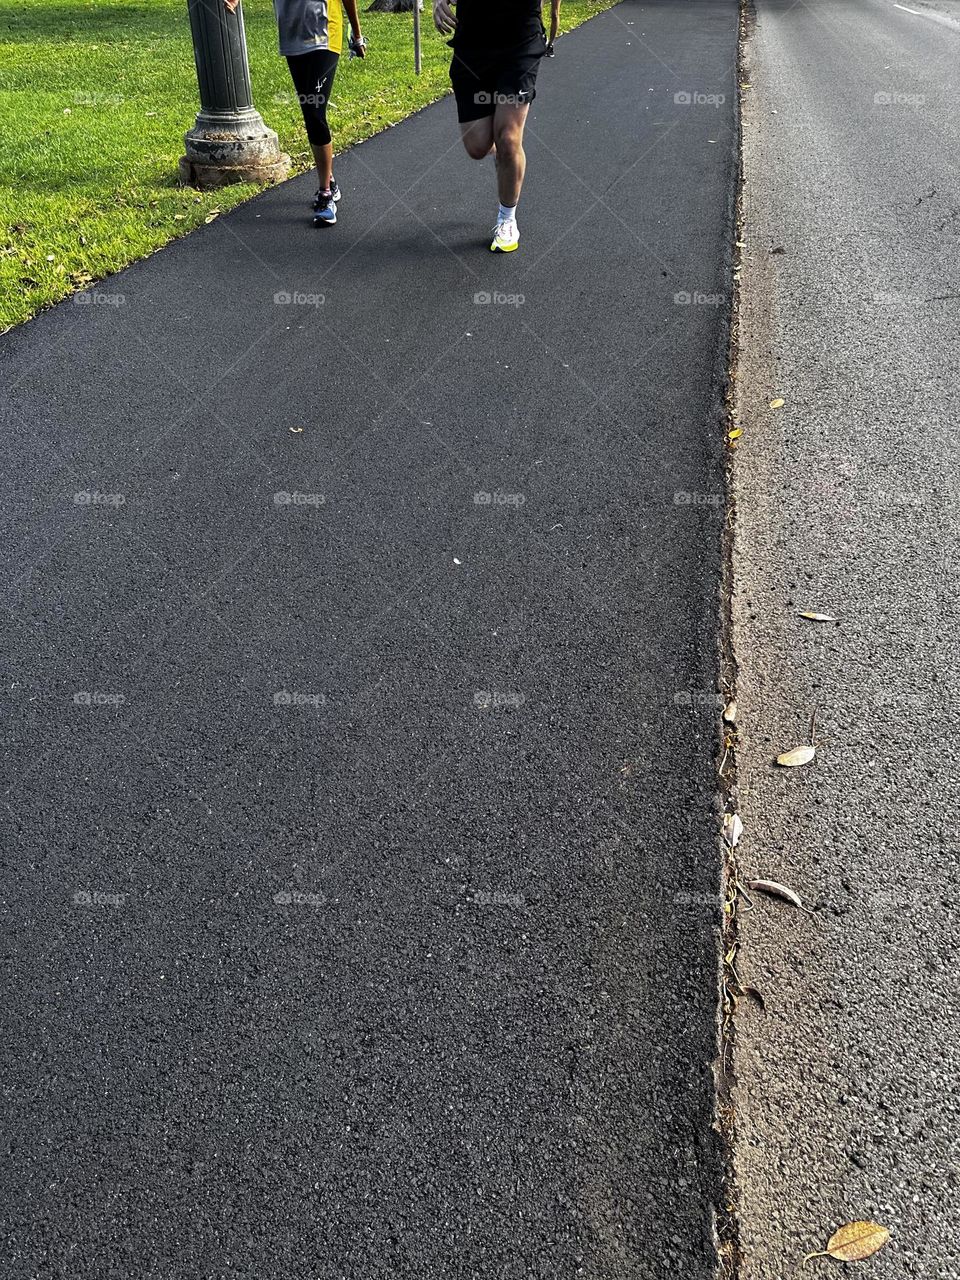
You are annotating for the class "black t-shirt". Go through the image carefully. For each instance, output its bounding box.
[452,0,545,50]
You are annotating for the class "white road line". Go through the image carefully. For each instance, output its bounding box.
[892,1,960,30]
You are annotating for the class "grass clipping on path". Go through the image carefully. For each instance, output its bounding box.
[0,0,616,329]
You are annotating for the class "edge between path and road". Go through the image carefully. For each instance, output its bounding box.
[1,3,743,1277]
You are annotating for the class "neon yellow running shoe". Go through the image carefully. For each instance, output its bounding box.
[490,218,520,253]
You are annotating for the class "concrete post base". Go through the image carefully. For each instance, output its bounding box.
[180,110,291,190]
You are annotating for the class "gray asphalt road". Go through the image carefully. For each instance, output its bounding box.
[0,3,740,1276]
[732,1,960,1276]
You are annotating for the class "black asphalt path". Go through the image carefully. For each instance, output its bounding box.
[1,2,739,1275]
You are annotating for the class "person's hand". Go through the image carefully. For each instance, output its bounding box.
[434,0,457,35]
[545,41,556,56]
[223,0,240,12]
[349,32,367,57]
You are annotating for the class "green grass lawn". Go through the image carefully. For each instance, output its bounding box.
[0,0,616,330]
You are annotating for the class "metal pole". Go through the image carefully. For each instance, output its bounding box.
[413,0,422,75]
[180,0,290,189]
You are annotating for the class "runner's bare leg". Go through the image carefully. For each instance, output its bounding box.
[492,102,530,206]
[460,116,496,160]
[310,142,334,191]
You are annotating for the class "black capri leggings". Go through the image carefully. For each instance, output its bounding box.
[286,49,339,146]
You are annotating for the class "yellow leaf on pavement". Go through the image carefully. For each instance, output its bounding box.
[826,1221,890,1261]
[803,1220,890,1265]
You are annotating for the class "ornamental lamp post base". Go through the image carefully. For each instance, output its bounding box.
[179,108,291,190]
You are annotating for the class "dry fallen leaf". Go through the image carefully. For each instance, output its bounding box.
[803,1220,890,1265]
[722,813,743,848]
[776,744,816,767]
[723,699,737,724]
[798,610,837,622]
[728,427,743,441]
[746,878,806,910]
[769,397,785,409]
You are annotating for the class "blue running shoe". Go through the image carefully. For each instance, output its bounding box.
[313,188,337,226]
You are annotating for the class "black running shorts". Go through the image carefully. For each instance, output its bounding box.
[286,48,339,146]
[449,36,547,123]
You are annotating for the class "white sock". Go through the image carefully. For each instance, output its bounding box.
[498,202,517,224]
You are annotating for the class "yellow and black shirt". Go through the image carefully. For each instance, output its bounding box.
[274,0,345,56]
